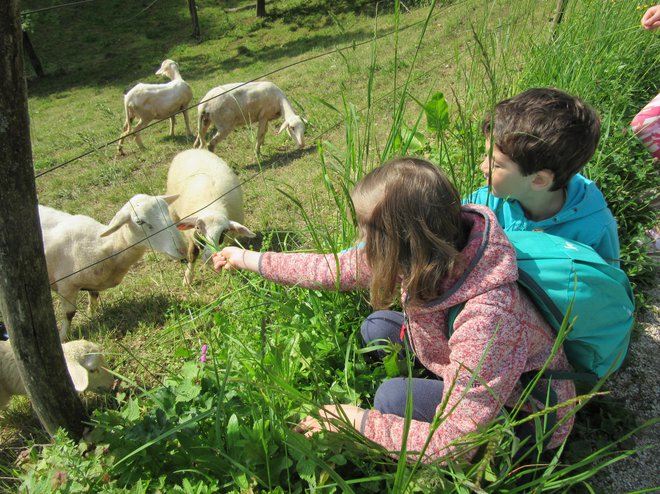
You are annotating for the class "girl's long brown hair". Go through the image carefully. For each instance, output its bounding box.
[351,158,467,309]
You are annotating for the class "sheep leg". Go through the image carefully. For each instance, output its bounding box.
[169,115,176,136]
[131,119,148,150]
[184,240,200,285]
[182,109,193,137]
[58,289,79,342]
[117,120,133,156]
[207,127,232,152]
[256,119,269,155]
[194,112,211,148]
[88,290,100,315]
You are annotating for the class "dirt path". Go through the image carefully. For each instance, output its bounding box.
[592,281,660,493]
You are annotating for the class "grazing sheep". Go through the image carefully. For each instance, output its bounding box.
[40,194,193,340]
[0,340,114,409]
[117,59,193,155]
[194,81,305,155]
[166,149,256,285]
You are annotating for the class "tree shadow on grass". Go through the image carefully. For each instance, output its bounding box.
[23,0,396,97]
[24,0,195,97]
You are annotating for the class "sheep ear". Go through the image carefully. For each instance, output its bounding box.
[228,220,256,238]
[196,218,208,237]
[276,121,289,135]
[99,207,131,237]
[67,362,90,392]
[160,194,180,205]
[176,217,197,231]
[156,61,168,76]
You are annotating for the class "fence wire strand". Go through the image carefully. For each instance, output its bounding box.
[47,38,470,289]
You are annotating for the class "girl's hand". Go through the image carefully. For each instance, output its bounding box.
[213,247,261,273]
[294,405,366,437]
[642,5,660,30]
[212,247,245,272]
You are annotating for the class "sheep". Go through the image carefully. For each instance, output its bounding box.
[0,340,114,409]
[193,81,305,155]
[40,194,194,340]
[117,59,194,155]
[166,149,256,285]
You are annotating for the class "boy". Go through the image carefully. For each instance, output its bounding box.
[466,87,620,266]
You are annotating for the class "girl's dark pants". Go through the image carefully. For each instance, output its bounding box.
[360,310,535,446]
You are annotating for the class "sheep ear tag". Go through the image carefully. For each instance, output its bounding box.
[67,361,90,392]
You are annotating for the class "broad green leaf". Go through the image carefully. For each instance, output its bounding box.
[425,92,450,133]
[121,398,141,421]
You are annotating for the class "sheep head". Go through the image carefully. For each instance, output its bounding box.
[156,59,179,80]
[177,213,255,262]
[277,116,305,148]
[98,194,187,260]
[62,340,114,393]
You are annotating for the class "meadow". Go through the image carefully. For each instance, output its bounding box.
[1,0,659,492]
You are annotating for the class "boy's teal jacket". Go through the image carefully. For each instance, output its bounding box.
[465,173,620,266]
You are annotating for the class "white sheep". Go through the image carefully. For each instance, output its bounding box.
[193,81,305,155]
[117,59,194,155]
[0,340,114,409]
[40,194,193,340]
[166,149,256,285]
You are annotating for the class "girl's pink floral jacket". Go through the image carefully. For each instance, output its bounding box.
[259,205,576,461]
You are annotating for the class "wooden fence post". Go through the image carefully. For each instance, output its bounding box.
[552,0,568,38]
[22,29,44,78]
[0,0,87,439]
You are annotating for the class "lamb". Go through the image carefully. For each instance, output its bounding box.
[193,81,305,155]
[40,194,194,340]
[166,149,256,285]
[0,340,114,409]
[117,59,194,155]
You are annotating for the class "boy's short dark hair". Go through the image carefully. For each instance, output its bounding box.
[482,88,601,191]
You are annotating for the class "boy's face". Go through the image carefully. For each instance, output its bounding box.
[479,138,534,199]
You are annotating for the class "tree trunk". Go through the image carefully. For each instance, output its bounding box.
[256,0,266,18]
[187,0,201,39]
[0,0,87,439]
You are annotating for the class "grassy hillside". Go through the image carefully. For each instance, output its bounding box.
[1,0,658,491]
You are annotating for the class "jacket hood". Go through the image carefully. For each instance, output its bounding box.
[422,205,519,312]
[553,173,610,224]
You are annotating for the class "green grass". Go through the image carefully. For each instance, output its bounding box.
[2,0,659,492]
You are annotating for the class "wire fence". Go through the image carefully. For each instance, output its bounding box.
[20,0,98,16]
[31,0,473,320]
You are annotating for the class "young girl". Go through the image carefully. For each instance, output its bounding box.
[631,5,660,162]
[212,158,575,462]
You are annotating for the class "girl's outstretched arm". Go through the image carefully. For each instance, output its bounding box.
[212,247,261,273]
